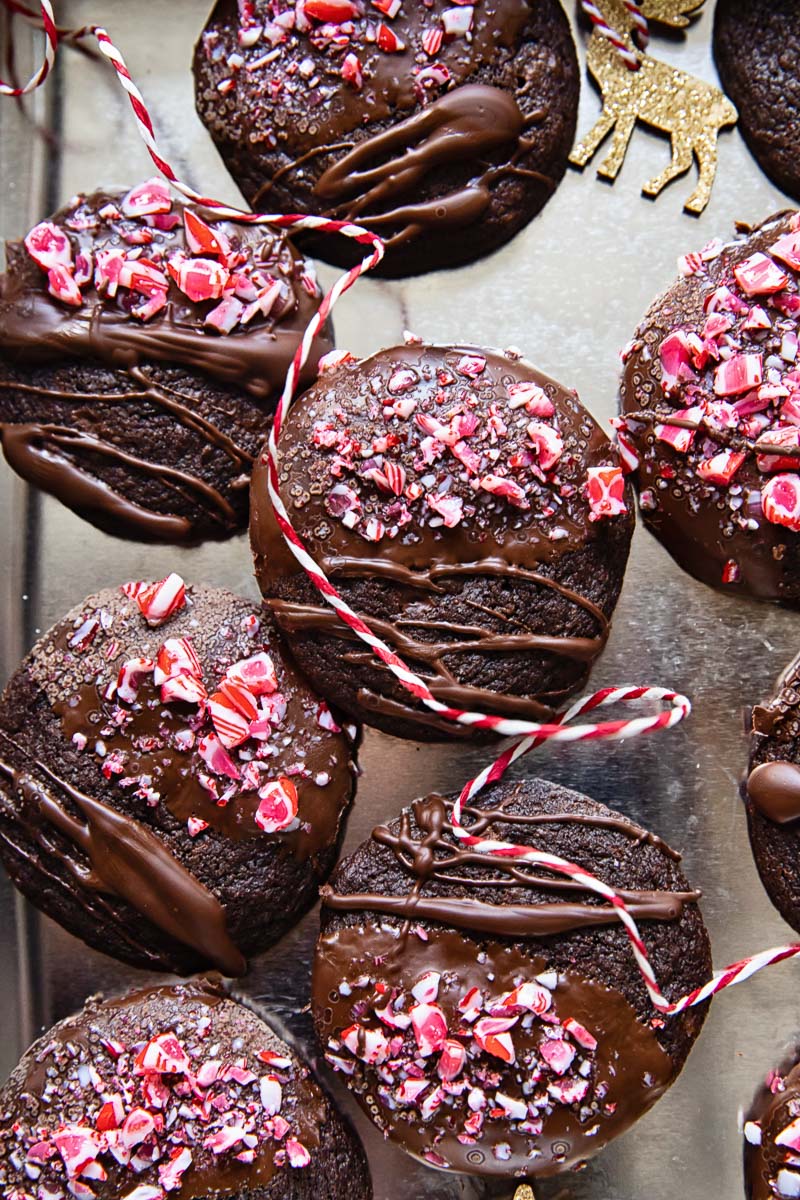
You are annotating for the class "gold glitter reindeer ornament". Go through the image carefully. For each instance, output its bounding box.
[570,0,737,214]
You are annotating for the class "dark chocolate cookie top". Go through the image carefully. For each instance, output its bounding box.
[714,0,800,203]
[313,778,711,1177]
[0,183,329,400]
[0,576,356,975]
[0,979,348,1200]
[744,1048,800,1200]
[193,0,579,274]
[619,211,800,601]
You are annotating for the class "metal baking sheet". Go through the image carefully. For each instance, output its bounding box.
[1,4,798,1197]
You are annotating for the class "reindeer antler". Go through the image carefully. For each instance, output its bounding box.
[640,0,704,28]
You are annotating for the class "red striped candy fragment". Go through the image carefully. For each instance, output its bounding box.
[410,1003,448,1056]
[226,651,278,695]
[197,732,241,780]
[53,1127,105,1179]
[540,1037,575,1075]
[24,220,72,270]
[254,777,299,832]
[762,474,800,533]
[563,1017,598,1051]
[169,256,229,302]
[161,673,208,705]
[134,1032,190,1074]
[159,1147,193,1191]
[585,466,627,521]
[473,1016,517,1063]
[184,208,230,259]
[304,0,360,20]
[714,353,764,397]
[437,1039,467,1081]
[154,637,202,685]
[286,1139,310,1168]
[218,678,259,722]
[47,264,82,306]
[123,573,186,627]
[116,657,155,703]
[697,450,746,485]
[733,252,788,296]
[341,1024,391,1064]
[121,178,172,217]
[771,232,800,272]
[527,421,563,470]
[208,692,250,748]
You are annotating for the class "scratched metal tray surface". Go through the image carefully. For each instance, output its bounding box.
[1,4,799,1198]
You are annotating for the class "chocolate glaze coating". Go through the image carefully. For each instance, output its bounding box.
[251,343,634,741]
[747,649,800,934]
[619,211,800,602]
[0,978,372,1200]
[0,582,357,975]
[193,0,579,277]
[714,0,800,203]
[313,778,711,1178]
[743,1045,800,1200]
[0,188,332,543]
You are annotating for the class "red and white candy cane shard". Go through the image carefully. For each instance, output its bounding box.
[581,0,643,69]
[6,0,800,1022]
[0,0,57,94]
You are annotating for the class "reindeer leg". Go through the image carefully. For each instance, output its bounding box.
[684,134,720,215]
[596,112,637,180]
[642,132,694,199]
[569,108,617,169]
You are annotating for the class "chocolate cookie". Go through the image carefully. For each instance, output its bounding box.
[0,182,332,543]
[312,777,711,1178]
[745,649,800,934]
[251,343,634,741]
[0,977,373,1200]
[0,574,357,975]
[619,211,800,602]
[714,0,800,203]
[743,1045,800,1200]
[192,0,579,277]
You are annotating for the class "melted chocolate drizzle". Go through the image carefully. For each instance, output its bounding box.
[0,735,245,975]
[270,557,609,724]
[313,84,550,247]
[321,794,699,937]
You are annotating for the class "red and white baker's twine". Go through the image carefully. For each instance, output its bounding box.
[581,0,649,70]
[4,0,800,1019]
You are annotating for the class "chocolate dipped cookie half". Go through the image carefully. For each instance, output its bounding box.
[313,777,711,1178]
[193,0,579,277]
[0,977,372,1200]
[251,342,634,741]
[746,649,800,934]
[619,210,800,602]
[0,182,332,542]
[0,574,357,975]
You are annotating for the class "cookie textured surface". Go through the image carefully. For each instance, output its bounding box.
[313,777,711,1177]
[714,0,800,203]
[0,576,357,975]
[747,649,800,934]
[251,343,634,741]
[193,0,579,277]
[0,183,331,543]
[619,211,800,602]
[0,978,372,1200]
[743,1045,800,1200]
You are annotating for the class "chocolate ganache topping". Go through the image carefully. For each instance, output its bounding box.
[252,343,633,737]
[619,211,800,602]
[744,1049,800,1200]
[0,577,356,974]
[0,979,333,1199]
[313,781,709,1177]
[0,184,331,542]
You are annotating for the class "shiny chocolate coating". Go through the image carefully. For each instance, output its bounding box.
[747,648,800,935]
[0,582,357,975]
[743,1046,800,1200]
[0,188,332,542]
[0,978,373,1200]
[619,210,800,603]
[251,343,634,740]
[313,778,711,1178]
